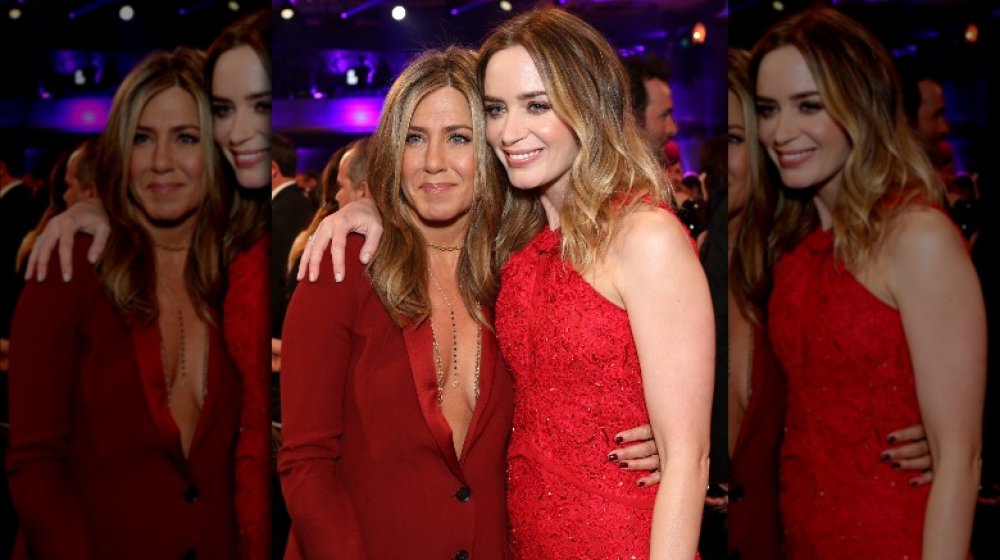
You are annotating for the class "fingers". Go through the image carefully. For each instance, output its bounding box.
[908,470,933,487]
[614,424,654,444]
[635,471,661,488]
[304,219,335,282]
[886,424,926,444]
[89,224,110,264]
[704,495,728,511]
[57,225,75,282]
[28,222,61,281]
[609,439,657,462]
[358,222,383,265]
[881,439,930,462]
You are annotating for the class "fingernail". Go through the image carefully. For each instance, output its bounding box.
[361,253,371,264]
[297,270,304,280]
[63,272,70,282]
[909,480,917,487]
[618,462,628,469]
[879,453,890,461]
[608,454,618,462]
[309,271,317,282]
[334,272,343,283]
[887,435,897,444]
[891,462,901,469]
[88,251,98,263]
[614,436,624,444]
[637,481,645,487]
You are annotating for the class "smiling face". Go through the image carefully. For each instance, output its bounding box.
[128,86,206,227]
[212,44,271,189]
[400,86,477,229]
[755,46,851,197]
[483,45,579,195]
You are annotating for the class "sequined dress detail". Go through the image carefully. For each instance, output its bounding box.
[768,227,929,559]
[496,226,658,559]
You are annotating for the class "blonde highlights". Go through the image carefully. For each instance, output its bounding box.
[96,47,227,324]
[366,47,504,327]
[478,8,670,270]
[749,7,941,272]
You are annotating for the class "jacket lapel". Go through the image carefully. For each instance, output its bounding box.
[130,319,186,467]
[402,320,462,476]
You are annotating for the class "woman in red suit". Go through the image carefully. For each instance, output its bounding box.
[278,47,513,560]
[8,47,241,559]
[22,11,273,558]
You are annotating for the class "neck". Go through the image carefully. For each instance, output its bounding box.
[538,177,569,230]
[144,216,196,257]
[417,212,470,250]
[812,193,835,231]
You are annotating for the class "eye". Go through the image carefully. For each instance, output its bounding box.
[526,101,551,114]
[727,133,744,145]
[799,101,823,114]
[448,133,471,144]
[484,103,505,119]
[255,99,272,114]
[212,103,234,118]
[133,132,153,145]
[405,132,425,145]
[755,103,777,118]
[177,132,201,144]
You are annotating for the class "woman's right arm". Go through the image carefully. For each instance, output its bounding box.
[8,243,97,559]
[25,198,109,282]
[296,198,383,283]
[278,241,366,559]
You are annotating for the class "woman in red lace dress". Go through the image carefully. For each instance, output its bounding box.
[745,8,985,558]
[24,10,272,559]
[479,10,713,558]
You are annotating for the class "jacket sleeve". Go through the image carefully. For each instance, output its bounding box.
[6,242,98,560]
[278,237,366,559]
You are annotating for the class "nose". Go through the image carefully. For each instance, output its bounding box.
[770,110,799,146]
[666,115,678,138]
[939,117,950,138]
[499,109,526,147]
[228,107,254,146]
[424,137,445,173]
[152,139,173,173]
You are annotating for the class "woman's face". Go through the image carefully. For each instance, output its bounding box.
[483,45,579,194]
[727,90,748,215]
[400,86,477,227]
[755,46,850,195]
[129,86,206,226]
[212,44,271,189]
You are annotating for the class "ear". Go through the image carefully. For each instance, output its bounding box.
[357,181,370,199]
[271,160,280,179]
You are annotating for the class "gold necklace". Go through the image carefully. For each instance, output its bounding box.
[426,241,463,252]
[158,274,209,405]
[428,266,481,405]
[154,241,191,252]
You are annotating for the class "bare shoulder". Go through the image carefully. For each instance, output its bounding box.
[882,205,966,266]
[613,205,695,264]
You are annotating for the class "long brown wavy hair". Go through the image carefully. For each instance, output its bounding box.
[478,8,670,271]
[96,47,227,324]
[367,47,504,328]
[206,7,270,264]
[747,7,941,275]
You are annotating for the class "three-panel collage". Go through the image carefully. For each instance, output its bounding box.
[0,0,996,558]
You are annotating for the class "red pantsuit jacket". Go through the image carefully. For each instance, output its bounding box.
[280,236,514,560]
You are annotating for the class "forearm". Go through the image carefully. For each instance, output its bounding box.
[922,452,981,559]
[649,452,709,559]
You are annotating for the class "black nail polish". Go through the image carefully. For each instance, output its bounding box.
[614,436,624,444]
[909,480,917,487]
[618,462,628,469]
[879,453,890,461]
[637,481,646,487]
[887,435,897,444]
[892,462,901,469]
[608,454,618,462]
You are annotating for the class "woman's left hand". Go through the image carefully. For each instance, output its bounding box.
[608,424,661,487]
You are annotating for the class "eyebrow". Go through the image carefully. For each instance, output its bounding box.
[728,124,745,131]
[756,91,820,103]
[136,124,200,133]
[408,124,473,133]
[211,91,271,102]
[483,90,548,103]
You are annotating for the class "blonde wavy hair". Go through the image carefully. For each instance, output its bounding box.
[96,47,227,324]
[728,49,774,325]
[366,47,504,327]
[748,7,941,274]
[478,8,670,270]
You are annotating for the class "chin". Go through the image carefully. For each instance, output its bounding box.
[235,167,270,190]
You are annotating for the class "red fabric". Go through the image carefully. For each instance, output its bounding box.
[495,224,687,559]
[279,235,513,560]
[768,227,930,558]
[729,323,786,560]
[223,235,272,560]
[7,239,240,559]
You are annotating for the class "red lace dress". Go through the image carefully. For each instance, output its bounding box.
[768,227,929,559]
[495,227,660,559]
